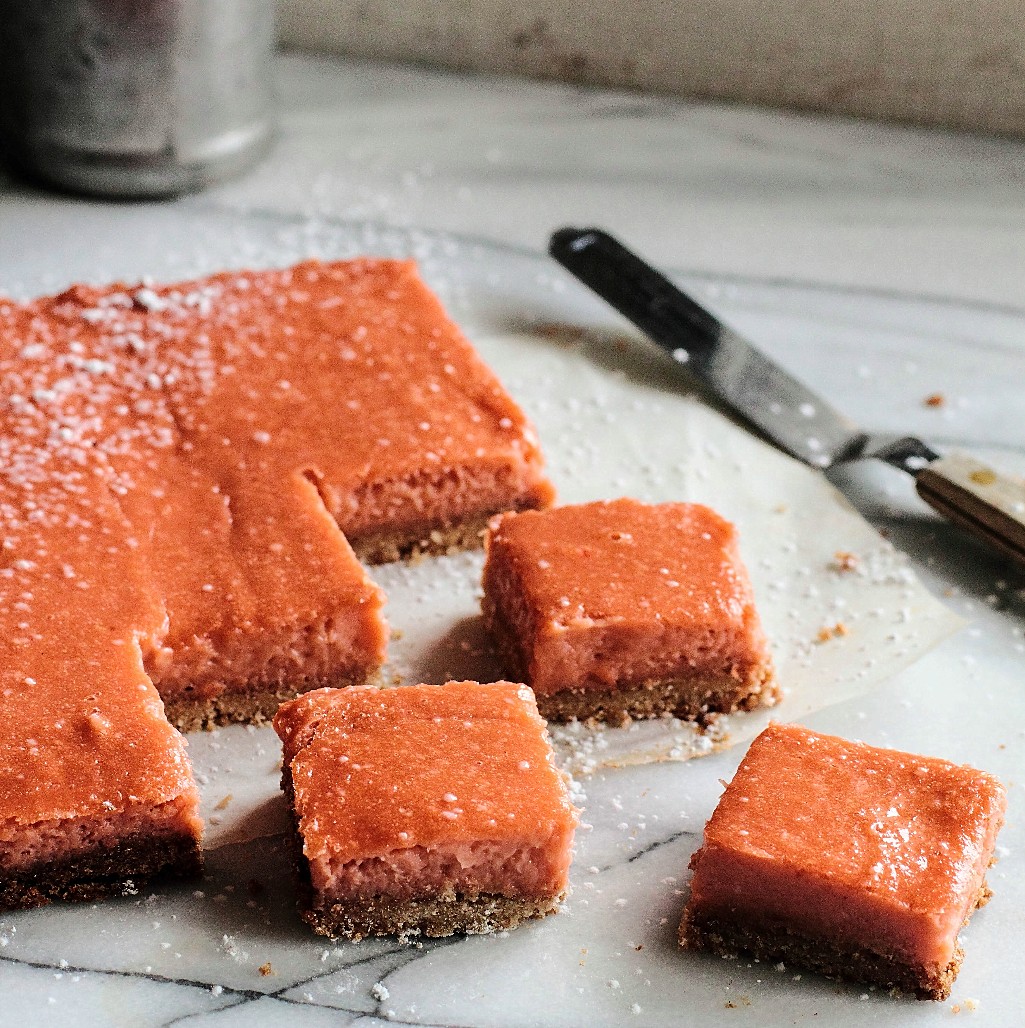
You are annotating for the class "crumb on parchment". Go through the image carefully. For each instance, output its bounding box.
[831,551,859,572]
[816,622,849,642]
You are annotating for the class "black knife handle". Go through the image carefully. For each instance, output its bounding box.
[548,227,721,357]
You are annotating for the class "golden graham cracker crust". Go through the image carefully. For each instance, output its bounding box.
[163,671,383,733]
[351,512,508,566]
[533,667,779,726]
[0,833,202,912]
[302,889,565,942]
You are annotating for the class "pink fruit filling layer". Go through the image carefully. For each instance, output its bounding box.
[315,837,575,904]
[1,793,203,874]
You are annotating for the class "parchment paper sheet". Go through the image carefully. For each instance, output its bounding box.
[193,321,959,848]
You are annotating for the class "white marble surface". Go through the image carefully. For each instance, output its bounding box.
[0,53,1023,1027]
[277,0,1025,137]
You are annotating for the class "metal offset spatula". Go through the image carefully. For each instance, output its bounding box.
[549,226,1025,572]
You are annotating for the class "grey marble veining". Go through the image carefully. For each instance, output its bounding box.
[0,51,1023,1028]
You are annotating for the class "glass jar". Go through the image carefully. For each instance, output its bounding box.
[0,0,276,198]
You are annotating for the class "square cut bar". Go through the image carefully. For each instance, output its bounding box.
[273,681,579,940]
[481,498,776,723]
[680,723,1007,1000]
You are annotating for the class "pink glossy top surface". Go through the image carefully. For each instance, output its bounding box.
[275,681,579,864]
[486,499,756,632]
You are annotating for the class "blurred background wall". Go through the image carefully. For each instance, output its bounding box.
[277,0,1025,137]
